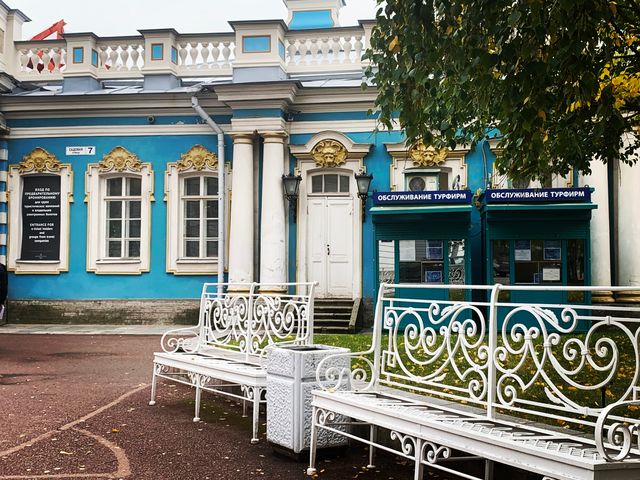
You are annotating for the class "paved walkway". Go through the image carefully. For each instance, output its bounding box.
[0,334,419,480]
[0,323,182,335]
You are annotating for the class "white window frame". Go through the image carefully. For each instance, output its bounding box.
[165,145,223,275]
[104,176,143,260]
[7,148,73,274]
[86,147,153,275]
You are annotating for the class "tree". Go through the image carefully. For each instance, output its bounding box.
[366,0,640,181]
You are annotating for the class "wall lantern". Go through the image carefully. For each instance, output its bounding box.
[282,173,302,223]
[354,170,373,222]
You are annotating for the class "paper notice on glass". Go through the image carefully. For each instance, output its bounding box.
[543,268,561,282]
[399,240,416,262]
[514,240,531,261]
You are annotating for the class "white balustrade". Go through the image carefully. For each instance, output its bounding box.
[95,39,144,78]
[285,28,367,74]
[175,35,235,77]
[11,26,368,82]
[15,41,66,79]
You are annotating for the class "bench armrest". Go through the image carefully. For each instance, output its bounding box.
[595,394,640,461]
[315,347,377,393]
[160,326,201,354]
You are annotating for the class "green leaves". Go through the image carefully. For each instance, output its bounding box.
[368,0,640,179]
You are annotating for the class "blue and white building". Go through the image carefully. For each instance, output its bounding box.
[0,0,637,326]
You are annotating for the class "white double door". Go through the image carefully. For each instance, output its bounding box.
[307,196,354,298]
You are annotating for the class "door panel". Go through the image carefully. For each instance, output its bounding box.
[306,195,354,299]
[326,198,353,297]
[308,197,328,297]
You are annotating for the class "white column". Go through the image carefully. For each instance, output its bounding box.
[259,132,288,291]
[616,157,640,302]
[581,161,614,303]
[228,133,255,289]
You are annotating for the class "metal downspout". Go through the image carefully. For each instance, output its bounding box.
[191,95,225,296]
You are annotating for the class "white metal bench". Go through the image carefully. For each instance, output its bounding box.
[150,282,315,443]
[308,283,640,480]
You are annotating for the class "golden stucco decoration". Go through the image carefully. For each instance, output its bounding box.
[176,145,218,172]
[99,146,142,173]
[409,141,448,167]
[311,140,348,168]
[19,148,62,173]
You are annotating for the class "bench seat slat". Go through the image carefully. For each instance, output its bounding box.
[312,389,640,480]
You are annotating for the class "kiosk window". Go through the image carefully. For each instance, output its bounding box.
[492,240,510,285]
[514,239,562,284]
[397,240,464,285]
[378,240,395,284]
[567,239,586,302]
[448,240,465,285]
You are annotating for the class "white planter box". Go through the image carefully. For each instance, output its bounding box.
[266,344,350,454]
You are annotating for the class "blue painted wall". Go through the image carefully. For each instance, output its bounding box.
[8,112,500,305]
[289,10,334,30]
[7,127,234,300]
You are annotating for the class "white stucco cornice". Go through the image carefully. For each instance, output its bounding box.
[0,92,227,114]
[211,82,299,109]
[290,130,372,160]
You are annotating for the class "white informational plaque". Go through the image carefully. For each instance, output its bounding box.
[543,268,561,282]
[399,240,416,262]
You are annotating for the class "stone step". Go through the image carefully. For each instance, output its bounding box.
[315,311,352,317]
[314,304,353,311]
[312,298,359,333]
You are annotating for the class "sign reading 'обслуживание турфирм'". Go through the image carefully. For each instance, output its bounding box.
[373,190,472,205]
[485,187,591,204]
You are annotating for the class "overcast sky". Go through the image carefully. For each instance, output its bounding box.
[14,0,378,39]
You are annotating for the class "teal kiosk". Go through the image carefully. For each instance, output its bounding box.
[480,187,596,322]
[372,190,474,303]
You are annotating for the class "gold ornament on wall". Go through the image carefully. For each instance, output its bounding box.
[176,145,218,172]
[19,148,62,173]
[99,146,143,173]
[311,140,348,168]
[409,141,448,167]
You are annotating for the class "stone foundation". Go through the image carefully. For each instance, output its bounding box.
[6,299,200,325]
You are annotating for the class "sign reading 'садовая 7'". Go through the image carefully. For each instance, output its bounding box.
[485,187,591,204]
[373,190,472,205]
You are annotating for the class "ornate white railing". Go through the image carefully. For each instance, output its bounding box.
[175,34,235,77]
[318,283,640,462]
[14,40,66,80]
[284,27,367,74]
[8,24,369,82]
[160,281,316,361]
[95,37,144,78]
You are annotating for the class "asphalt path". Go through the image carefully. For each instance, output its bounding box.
[0,334,422,480]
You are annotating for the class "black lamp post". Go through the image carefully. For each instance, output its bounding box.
[282,173,302,223]
[354,170,373,222]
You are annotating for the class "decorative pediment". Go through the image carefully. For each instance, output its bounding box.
[290,131,372,167]
[99,147,142,173]
[176,145,218,172]
[409,141,449,167]
[19,148,62,173]
[311,140,348,168]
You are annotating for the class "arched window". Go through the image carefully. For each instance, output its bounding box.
[86,147,153,274]
[165,145,221,275]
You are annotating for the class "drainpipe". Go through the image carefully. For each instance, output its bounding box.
[191,95,225,296]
